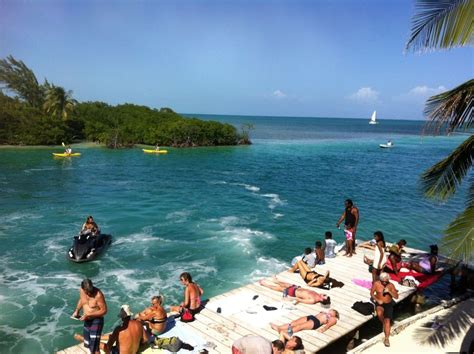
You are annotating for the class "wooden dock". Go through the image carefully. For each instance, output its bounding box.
[58,245,425,354]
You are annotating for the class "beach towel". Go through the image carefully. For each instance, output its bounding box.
[388,270,443,289]
[352,278,373,289]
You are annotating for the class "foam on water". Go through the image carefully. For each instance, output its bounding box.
[261,193,286,210]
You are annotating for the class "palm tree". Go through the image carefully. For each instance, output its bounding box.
[406,0,473,264]
[43,84,77,120]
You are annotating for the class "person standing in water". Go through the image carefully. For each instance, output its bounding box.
[72,279,107,354]
[336,199,359,253]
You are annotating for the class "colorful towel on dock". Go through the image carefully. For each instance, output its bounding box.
[352,278,373,289]
[389,270,443,289]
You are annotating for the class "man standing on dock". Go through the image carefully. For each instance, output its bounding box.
[336,199,359,252]
[72,279,108,354]
[370,272,399,347]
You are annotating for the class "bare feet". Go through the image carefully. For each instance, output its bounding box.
[259,279,266,286]
[270,323,280,332]
[325,270,330,279]
[384,337,390,347]
[73,333,84,342]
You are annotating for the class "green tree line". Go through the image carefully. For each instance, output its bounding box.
[0,56,251,147]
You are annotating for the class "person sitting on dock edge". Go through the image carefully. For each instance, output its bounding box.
[135,295,167,336]
[259,278,330,305]
[289,259,330,288]
[370,272,399,347]
[170,272,204,316]
[74,304,146,354]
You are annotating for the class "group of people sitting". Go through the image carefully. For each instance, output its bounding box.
[72,273,203,354]
[360,231,440,282]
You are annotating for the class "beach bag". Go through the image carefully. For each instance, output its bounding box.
[153,336,182,351]
[352,301,374,316]
[181,308,195,322]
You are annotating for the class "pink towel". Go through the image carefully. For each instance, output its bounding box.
[352,279,372,289]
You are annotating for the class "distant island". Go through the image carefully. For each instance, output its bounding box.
[0,56,252,148]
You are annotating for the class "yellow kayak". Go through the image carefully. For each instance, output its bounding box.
[142,149,168,154]
[52,153,81,157]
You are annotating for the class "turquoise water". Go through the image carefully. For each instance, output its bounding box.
[0,116,469,353]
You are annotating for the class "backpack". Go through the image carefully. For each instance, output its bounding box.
[153,336,182,351]
[352,301,374,316]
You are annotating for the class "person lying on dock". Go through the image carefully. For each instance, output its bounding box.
[407,244,438,274]
[170,272,204,316]
[259,278,330,305]
[74,304,147,354]
[289,259,330,288]
[134,295,167,336]
[370,272,399,347]
[277,332,304,353]
[270,309,339,335]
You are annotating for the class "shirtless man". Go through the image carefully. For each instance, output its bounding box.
[370,272,399,347]
[72,279,107,354]
[170,272,204,315]
[259,278,330,305]
[336,199,359,253]
[270,309,339,334]
[135,295,167,336]
[289,260,330,288]
[75,305,146,354]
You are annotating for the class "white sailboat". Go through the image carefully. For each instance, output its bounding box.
[369,110,378,125]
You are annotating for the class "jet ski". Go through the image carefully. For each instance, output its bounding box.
[68,230,112,263]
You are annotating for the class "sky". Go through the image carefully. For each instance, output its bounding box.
[0,0,472,120]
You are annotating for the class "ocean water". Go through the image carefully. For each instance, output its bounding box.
[0,116,469,353]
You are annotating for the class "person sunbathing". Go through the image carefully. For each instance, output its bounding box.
[270,309,339,334]
[289,260,330,287]
[259,278,330,305]
[408,244,438,274]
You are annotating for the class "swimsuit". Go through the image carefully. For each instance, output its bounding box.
[286,285,300,297]
[83,317,104,353]
[419,255,437,273]
[306,315,321,330]
[376,300,395,319]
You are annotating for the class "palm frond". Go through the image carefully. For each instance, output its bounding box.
[421,135,474,200]
[440,180,474,262]
[423,79,474,134]
[406,0,474,52]
[414,299,473,347]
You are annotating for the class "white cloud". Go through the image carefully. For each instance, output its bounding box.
[408,85,446,96]
[348,87,379,103]
[272,90,287,99]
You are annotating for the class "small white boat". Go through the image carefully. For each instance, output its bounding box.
[380,140,394,148]
[369,110,378,125]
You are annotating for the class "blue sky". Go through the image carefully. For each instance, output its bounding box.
[0,0,472,120]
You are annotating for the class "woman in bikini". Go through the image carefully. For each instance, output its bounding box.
[170,272,204,315]
[135,295,167,335]
[289,260,330,288]
[271,309,339,334]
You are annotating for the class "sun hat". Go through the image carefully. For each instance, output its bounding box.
[118,304,133,319]
[388,245,401,256]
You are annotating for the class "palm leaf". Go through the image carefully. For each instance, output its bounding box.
[440,180,474,262]
[423,79,474,134]
[421,135,474,200]
[406,0,474,52]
